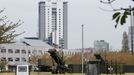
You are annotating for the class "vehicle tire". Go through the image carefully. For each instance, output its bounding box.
[52,71,55,74]
[55,71,58,74]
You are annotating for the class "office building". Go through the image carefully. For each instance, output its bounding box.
[0,38,92,71]
[38,0,68,49]
[94,40,109,51]
[0,38,52,71]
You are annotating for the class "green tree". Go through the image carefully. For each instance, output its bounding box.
[100,0,134,54]
[121,31,129,52]
[112,10,130,28]
[100,0,134,28]
[0,61,8,71]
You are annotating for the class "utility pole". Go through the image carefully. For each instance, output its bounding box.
[81,24,84,75]
[130,6,134,54]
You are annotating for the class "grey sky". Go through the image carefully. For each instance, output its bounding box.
[0,0,133,49]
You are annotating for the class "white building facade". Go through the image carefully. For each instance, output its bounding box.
[0,38,93,71]
[39,0,68,49]
[0,39,52,71]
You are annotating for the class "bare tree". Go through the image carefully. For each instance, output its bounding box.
[0,8,24,44]
[0,8,24,71]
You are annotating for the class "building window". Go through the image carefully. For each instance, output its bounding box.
[38,50,42,54]
[44,51,47,54]
[15,58,20,61]
[21,50,26,54]
[22,58,26,62]
[8,58,13,61]
[32,50,37,54]
[1,49,6,53]
[15,49,20,53]
[1,57,6,61]
[28,50,31,54]
[8,49,13,53]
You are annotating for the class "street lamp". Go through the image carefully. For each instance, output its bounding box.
[81,24,84,75]
[129,6,134,54]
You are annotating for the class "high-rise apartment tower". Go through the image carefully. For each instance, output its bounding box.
[38,0,68,49]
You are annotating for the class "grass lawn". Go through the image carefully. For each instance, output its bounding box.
[0,72,134,75]
[0,72,82,75]
[101,73,134,75]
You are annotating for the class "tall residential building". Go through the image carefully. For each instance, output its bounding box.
[94,40,109,51]
[128,26,134,51]
[38,0,68,49]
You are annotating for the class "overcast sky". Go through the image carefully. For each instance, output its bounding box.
[0,0,133,49]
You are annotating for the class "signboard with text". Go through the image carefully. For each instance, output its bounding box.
[16,65,29,75]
